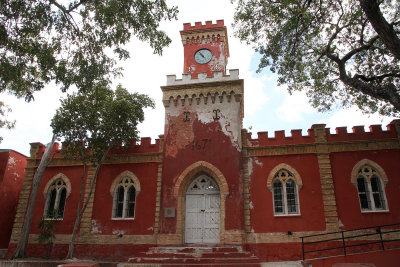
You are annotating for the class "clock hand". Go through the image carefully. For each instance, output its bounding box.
[199,52,206,59]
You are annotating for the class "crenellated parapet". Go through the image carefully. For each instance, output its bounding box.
[245,129,316,147]
[326,121,400,142]
[181,20,228,51]
[29,137,162,159]
[244,120,400,148]
[161,70,243,108]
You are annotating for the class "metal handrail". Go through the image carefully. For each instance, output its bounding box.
[300,222,400,261]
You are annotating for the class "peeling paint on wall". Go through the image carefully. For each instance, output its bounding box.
[112,229,126,236]
[249,201,254,210]
[91,219,102,234]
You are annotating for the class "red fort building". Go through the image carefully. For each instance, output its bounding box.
[4,20,400,266]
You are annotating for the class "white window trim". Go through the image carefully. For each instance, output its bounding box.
[357,175,388,213]
[43,174,71,220]
[351,160,389,213]
[272,178,301,216]
[110,171,141,220]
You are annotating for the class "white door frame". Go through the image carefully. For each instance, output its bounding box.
[185,174,220,244]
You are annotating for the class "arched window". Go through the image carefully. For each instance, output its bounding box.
[267,164,302,216]
[43,174,71,219]
[355,164,388,211]
[110,171,141,219]
[272,169,300,215]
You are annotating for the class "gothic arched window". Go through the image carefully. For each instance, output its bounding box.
[355,164,388,211]
[43,174,71,219]
[110,171,141,219]
[272,169,300,215]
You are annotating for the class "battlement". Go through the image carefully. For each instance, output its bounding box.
[181,20,228,46]
[183,20,224,31]
[326,121,399,142]
[166,69,239,86]
[245,120,400,147]
[246,129,315,146]
[30,137,162,159]
[161,70,243,108]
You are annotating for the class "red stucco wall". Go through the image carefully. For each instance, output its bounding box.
[160,118,244,233]
[248,154,326,233]
[0,150,26,248]
[29,165,87,235]
[330,149,400,229]
[90,162,159,235]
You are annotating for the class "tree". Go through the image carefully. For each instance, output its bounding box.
[37,211,59,259]
[0,0,177,131]
[233,0,400,115]
[50,84,154,259]
[6,0,177,258]
[0,101,14,143]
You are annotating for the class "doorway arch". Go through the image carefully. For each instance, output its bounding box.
[173,161,229,244]
[185,174,220,243]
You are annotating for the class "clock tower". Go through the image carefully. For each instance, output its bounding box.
[158,20,245,245]
[181,20,229,78]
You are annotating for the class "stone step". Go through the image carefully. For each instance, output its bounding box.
[149,246,242,254]
[139,251,253,259]
[129,256,260,264]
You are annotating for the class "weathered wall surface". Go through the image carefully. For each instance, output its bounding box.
[0,150,26,249]
[159,72,244,243]
[181,20,228,77]
[91,162,159,236]
[248,154,326,233]
[331,149,400,229]
[29,165,87,235]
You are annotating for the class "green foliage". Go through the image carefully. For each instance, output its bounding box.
[233,0,400,115]
[0,101,15,143]
[0,0,178,100]
[50,84,155,164]
[38,212,58,258]
[0,0,177,140]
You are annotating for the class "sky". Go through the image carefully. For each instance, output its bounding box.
[0,0,397,156]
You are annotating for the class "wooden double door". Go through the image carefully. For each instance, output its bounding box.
[185,175,220,244]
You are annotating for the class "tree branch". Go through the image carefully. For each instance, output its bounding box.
[360,0,400,60]
[68,0,90,13]
[332,54,400,111]
[354,72,400,82]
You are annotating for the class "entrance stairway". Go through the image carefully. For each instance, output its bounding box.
[127,245,261,266]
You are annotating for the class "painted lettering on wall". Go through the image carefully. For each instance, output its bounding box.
[191,139,211,151]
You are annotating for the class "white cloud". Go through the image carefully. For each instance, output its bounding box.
[275,90,315,122]
[243,71,269,116]
[320,108,396,132]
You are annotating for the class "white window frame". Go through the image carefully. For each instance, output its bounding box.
[43,174,71,220]
[272,175,300,216]
[267,165,303,216]
[110,171,141,220]
[356,167,388,212]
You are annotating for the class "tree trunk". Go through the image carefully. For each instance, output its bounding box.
[11,134,57,259]
[65,148,110,259]
[66,164,87,259]
[360,0,400,61]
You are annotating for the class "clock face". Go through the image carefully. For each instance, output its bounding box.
[194,49,212,64]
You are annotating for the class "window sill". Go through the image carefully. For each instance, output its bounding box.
[111,218,135,220]
[273,214,301,217]
[44,218,63,221]
[361,210,390,214]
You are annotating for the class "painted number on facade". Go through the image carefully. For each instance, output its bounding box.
[191,139,211,151]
